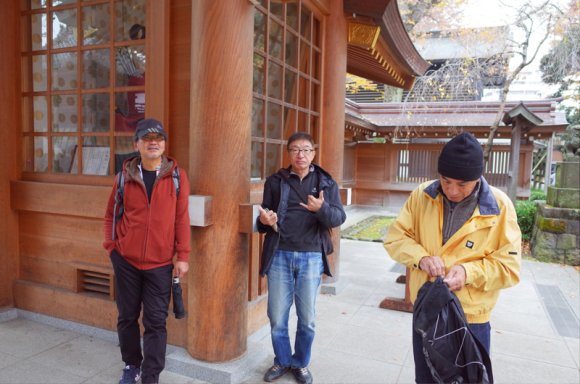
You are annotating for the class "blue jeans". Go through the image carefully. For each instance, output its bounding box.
[267,250,323,368]
[413,321,491,383]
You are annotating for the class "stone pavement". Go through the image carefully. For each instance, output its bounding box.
[1,210,579,384]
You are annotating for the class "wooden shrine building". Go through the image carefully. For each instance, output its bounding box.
[0,0,428,365]
[341,98,569,208]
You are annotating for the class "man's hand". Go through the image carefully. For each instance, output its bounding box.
[419,256,446,278]
[300,190,324,212]
[175,261,189,278]
[443,265,466,291]
[258,206,278,226]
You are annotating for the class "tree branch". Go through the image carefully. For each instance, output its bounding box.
[525,15,553,66]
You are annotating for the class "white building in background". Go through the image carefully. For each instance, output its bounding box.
[482,68,559,101]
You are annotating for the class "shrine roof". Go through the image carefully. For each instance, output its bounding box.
[344,98,568,132]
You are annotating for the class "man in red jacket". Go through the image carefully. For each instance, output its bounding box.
[103,119,190,384]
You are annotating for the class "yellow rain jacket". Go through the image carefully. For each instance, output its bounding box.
[384,177,521,323]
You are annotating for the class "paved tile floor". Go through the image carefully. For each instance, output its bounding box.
[1,215,579,383]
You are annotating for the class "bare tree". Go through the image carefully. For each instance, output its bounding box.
[481,0,562,163]
[395,1,570,164]
[398,0,467,36]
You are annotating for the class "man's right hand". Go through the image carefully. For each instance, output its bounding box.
[419,256,446,278]
[258,206,278,226]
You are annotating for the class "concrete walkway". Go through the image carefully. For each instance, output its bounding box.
[1,210,579,383]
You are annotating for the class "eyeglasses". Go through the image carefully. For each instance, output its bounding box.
[288,148,315,155]
[141,135,165,142]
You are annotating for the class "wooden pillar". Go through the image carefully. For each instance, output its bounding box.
[0,0,21,308]
[187,0,253,362]
[507,120,522,204]
[320,0,347,284]
[145,0,169,124]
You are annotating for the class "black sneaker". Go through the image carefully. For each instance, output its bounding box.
[264,364,290,382]
[119,365,141,384]
[292,367,313,384]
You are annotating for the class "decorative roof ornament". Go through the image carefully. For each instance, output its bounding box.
[347,23,380,50]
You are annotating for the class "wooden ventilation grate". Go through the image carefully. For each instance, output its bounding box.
[73,264,115,300]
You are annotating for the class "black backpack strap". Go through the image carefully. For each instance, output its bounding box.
[277,169,309,204]
[111,171,125,240]
[172,166,180,198]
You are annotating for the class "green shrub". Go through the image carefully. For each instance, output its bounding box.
[530,188,547,201]
[515,201,537,240]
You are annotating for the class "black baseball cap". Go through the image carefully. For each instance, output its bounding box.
[135,118,167,141]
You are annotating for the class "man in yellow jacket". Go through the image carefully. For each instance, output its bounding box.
[384,132,521,383]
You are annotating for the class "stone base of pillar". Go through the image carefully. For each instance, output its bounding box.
[320,277,350,295]
[165,342,268,384]
[0,307,18,322]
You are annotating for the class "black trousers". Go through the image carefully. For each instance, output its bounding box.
[111,249,174,384]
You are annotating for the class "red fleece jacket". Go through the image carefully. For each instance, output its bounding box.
[103,155,191,270]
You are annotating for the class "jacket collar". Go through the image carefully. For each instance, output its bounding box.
[124,155,174,182]
[290,164,315,176]
[277,163,334,187]
[424,176,499,215]
[477,176,500,215]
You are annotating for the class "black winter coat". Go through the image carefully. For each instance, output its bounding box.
[257,163,346,277]
[414,277,494,384]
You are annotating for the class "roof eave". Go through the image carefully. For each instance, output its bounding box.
[344,0,430,77]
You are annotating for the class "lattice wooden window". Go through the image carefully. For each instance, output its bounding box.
[251,0,323,181]
[396,150,440,183]
[20,0,147,178]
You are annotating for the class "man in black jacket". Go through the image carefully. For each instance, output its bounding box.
[257,132,346,384]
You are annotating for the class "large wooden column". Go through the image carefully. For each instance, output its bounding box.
[0,0,21,307]
[187,0,253,362]
[320,0,347,283]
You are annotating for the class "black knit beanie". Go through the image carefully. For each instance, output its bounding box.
[438,132,484,181]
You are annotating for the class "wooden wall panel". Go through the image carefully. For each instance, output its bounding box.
[356,144,386,183]
[388,191,413,208]
[354,189,384,206]
[19,210,190,302]
[20,257,74,290]
[13,280,187,347]
[247,295,268,336]
[15,280,118,330]
[343,146,355,182]
[19,211,103,243]
[11,181,110,219]
[20,233,109,268]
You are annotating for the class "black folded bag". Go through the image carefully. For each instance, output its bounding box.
[413,277,493,384]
